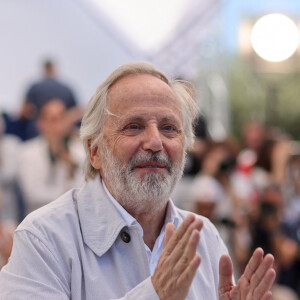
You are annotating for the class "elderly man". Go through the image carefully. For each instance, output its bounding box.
[0,62,275,299]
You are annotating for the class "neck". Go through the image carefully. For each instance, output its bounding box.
[130,204,168,250]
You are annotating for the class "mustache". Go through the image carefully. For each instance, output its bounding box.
[129,152,172,173]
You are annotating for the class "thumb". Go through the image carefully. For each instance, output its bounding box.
[218,254,234,296]
[163,223,176,248]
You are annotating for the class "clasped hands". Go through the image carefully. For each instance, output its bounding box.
[152,214,276,300]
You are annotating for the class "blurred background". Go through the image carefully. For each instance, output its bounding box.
[1,0,300,140]
[1,0,300,299]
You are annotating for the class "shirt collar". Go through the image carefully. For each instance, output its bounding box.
[102,179,138,228]
[102,178,180,233]
[77,175,127,257]
[77,174,180,257]
[164,199,180,229]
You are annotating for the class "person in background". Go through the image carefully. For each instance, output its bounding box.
[0,115,20,268]
[0,115,22,223]
[25,60,77,113]
[250,185,300,299]
[0,217,14,269]
[17,98,85,215]
[242,121,267,154]
[0,62,275,299]
[189,174,224,221]
[7,60,82,141]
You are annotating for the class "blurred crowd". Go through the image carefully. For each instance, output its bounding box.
[172,117,300,299]
[1,61,300,299]
[0,61,85,268]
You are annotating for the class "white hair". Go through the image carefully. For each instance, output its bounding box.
[80,61,199,181]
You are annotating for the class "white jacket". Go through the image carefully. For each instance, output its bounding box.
[0,175,228,300]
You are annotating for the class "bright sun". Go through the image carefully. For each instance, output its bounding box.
[251,13,300,62]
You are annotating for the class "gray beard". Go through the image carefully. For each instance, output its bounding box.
[100,143,185,215]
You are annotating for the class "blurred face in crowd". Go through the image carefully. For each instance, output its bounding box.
[89,74,185,214]
[37,99,70,141]
[262,187,284,217]
[202,144,230,176]
[243,122,266,152]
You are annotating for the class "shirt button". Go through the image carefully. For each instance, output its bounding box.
[120,231,131,243]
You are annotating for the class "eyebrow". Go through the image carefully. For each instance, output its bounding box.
[160,116,180,124]
[117,115,182,128]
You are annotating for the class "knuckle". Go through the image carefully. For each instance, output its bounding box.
[180,255,189,266]
[252,272,260,285]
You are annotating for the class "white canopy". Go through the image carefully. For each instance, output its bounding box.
[0,0,222,112]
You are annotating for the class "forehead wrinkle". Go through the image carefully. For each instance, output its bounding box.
[110,99,183,120]
[106,81,183,127]
[118,111,182,126]
[108,88,179,107]
[127,93,177,102]
[160,116,180,123]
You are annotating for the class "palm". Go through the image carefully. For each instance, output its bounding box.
[218,249,275,300]
[219,275,253,300]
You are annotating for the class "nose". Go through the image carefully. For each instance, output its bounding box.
[142,125,163,152]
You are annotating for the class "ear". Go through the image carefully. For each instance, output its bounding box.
[88,139,102,170]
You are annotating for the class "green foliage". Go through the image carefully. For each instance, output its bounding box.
[228,57,300,140]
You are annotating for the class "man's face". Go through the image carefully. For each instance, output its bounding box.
[90,74,185,214]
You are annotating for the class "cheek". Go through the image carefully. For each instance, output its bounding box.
[104,133,140,163]
[165,139,185,162]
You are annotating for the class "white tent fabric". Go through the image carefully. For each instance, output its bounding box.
[0,0,222,112]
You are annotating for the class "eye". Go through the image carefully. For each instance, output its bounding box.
[162,124,176,132]
[119,118,145,135]
[125,123,142,130]
[121,123,144,135]
[161,124,181,138]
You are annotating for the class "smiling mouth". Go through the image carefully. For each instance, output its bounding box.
[129,154,172,173]
[138,166,164,168]
[135,163,167,169]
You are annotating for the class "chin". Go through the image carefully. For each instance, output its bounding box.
[124,196,169,216]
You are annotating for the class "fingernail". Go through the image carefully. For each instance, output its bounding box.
[185,214,195,224]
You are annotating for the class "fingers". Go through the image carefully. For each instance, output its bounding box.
[174,229,200,277]
[163,223,176,248]
[250,253,274,288]
[183,230,201,262]
[152,214,203,300]
[218,248,276,300]
[163,214,200,256]
[166,217,203,273]
[177,253,201,293]
[243,247,264,281]
[165,214,202,281]
[243,248,276,299]
[252,260,276,300]
[162,214,203,270]
[261,291,273,300]
[176,231,202,288]
[218,254,234,295]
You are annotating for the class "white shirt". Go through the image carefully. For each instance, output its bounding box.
[18,136,85,215]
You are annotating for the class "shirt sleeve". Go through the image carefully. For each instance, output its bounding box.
[0,230,70,300]
[0,229,160,300]
[112,277,160,300]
